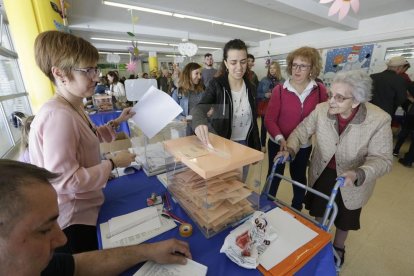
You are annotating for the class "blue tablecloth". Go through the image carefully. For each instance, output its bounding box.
[89,110,130,136]
[97,171,336,276]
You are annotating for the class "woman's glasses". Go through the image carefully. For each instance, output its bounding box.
[292,63,311,71]
[73,67,101,79]
[328,92,354,103]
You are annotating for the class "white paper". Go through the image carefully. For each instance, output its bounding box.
[133,258,208,276]
[131,86,183,139]
[125,79,158,101]
[259,208,318,270]
[100,214,176,249]
[108,207,160,242]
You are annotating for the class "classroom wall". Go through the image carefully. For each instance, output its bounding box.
[249,9,414,81]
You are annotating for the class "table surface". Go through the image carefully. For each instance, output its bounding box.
[89,110,130,136]
[97,170,336,276]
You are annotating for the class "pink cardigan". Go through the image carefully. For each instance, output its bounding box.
[29,99,113,229]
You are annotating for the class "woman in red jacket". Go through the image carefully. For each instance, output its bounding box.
[264,46,328,210]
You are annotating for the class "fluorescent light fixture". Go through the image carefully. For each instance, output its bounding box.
[92,37,169,46]
[103,1,172,16]
[173,13,223,25]
[259,29,287,37]
[222,23,258,31]
[102,1,286,36]
[99,51,130,55]
[198,46,221,50]
[92,37,130,43]
[165,54,186,57]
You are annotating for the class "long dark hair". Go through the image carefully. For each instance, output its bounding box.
[178,62,204,96]
[218,39,249,78]
[107,71,119,84]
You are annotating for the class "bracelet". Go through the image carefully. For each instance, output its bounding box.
[108,158,116,170]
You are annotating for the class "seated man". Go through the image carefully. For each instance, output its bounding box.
[0,159,191,275]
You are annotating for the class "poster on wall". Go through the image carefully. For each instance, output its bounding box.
[322,44,374,86]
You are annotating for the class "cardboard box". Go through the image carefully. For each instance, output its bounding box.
[100,138,132,155]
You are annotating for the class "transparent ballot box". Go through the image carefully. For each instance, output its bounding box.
[163,134,264,238]
[129,120,187,176]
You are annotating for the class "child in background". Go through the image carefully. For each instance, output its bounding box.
[19,115,35,163]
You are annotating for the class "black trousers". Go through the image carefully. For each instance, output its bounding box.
[267,139,312,210]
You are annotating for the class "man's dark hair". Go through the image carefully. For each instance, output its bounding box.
[0,160,59,236]
[247,54,255,61]
[204,53,212,58]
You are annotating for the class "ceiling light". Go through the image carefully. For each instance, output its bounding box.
[198,46,221,50]
[173,13,223,25]
[259,30,287,37]
[92,37,130,43]
[102,1,286,36]
[99,51,130,55]
[103,1,172,16]
[222,23,258,32]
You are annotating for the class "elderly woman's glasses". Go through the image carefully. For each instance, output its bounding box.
[328,92,353,103]
[73,67,101,78]
[292,63,311,71]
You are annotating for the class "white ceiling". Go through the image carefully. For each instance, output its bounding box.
[68,0,414,57]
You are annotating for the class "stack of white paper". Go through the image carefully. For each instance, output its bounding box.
[100,206,177,249]
[107,207,161,242]
[134,258,208,276]
[259,208,318,270]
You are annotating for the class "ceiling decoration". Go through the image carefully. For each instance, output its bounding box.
[178,40,198,57]
[320,0,360,21]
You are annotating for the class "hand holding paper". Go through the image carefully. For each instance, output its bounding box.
[194,125,211,147]
[130,86,183,138]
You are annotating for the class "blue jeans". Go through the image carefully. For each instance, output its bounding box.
[267,139,312,211]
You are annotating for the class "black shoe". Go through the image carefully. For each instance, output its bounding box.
[398,158,412,168]
[333,245,345,267]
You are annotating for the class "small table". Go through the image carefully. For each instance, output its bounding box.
[97,171,336,276]
[89,110,130,136]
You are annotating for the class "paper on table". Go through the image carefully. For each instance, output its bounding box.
[259,208,318,270]
[100,213,176,249]
[108,207,160,241]
[131,86,183,139]
[133,258,208,276]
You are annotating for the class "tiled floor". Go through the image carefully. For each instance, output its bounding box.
[262,140,414,275]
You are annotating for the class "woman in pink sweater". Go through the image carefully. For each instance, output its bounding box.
[264,47,328,210]
[29,31,136,254]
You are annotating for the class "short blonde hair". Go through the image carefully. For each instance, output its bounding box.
[286,46,322,79]
[34,31,99,83]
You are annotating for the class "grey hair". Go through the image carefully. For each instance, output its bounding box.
[332,70,372,103]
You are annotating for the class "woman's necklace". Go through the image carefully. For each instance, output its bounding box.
[56,93,97,135]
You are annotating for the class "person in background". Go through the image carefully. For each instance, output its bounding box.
[264,46,328,210]
[399,61,412,84]
[275,70,392,267]
[30,30,136,254]
[201,53,218,88]
[172,62,204,135]
[370,56,408,117]
[247,54,259,88]
[142,72,149,79]
[94,76,108,94]
[0,160,192,276]
[257,61,284,152]
[395,82,414,167]
[191,39,260,152]
[107,71,127,107]
[157,67,171,95]
[128,74,136,79]
[19,115,35,163]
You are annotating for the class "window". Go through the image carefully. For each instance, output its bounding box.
[0,9,32,158]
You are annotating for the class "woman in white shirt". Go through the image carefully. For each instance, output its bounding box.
[107,71,127,107]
